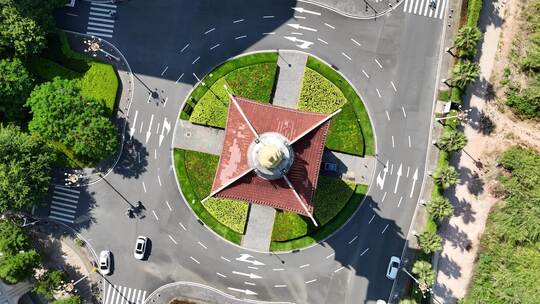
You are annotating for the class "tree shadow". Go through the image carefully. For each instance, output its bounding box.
[112,128,149,179]
[440,223,471,252]
[437,253,462,279]
[453,198,477,224]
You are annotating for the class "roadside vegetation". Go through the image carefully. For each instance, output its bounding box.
[464,147,540,303]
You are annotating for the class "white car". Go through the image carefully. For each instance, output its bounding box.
[133,236,148,260]
[386,256,401,280]
[99,250,111,275]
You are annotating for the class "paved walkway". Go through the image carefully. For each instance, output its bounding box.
[241,204,276,251]
[173,120,225,155]
[432,0,504,302]
[300,0,403,19]
[322,151,376,185]
[272,51,307,109]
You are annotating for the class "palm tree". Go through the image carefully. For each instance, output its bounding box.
[426,196,454,221]
[412,260,436,286]
[454,26,482,58]
[418,230,443,254]
[451,60,480,89]
[433,166,459,189]
[437,130,468,152]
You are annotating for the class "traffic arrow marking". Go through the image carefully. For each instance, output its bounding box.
[292,7,322,15]
[394,163,402,194]
[284,36,314,49]
[227,287,258,295]
[236,254,265,266]
[159,117,171,147]
[410,168,418,198]
[146,114,154,143]
[287,23,317,32]
[376,160,389,190]
[232,271,262,279]
[130,110,138,139]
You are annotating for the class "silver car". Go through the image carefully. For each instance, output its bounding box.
[386,256,401,280]
[134,236,148,260]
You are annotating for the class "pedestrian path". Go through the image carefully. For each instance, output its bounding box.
[104,284,147,304]
[48,186,80,224]
[86,2,117,39]
[402,0,447,19]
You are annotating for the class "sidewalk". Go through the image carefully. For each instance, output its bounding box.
[300,0,405,19]
[432,0,506,302]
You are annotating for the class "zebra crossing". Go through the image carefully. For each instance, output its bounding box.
[402,0,448,19]
[86,2,117,39]
[48,186,80,224]
[103,284,147,304]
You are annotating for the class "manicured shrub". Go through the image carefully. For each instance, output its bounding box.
[202,198,249,234]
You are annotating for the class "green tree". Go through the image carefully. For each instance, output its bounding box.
[26,78,117,161]
[0,220,31,256]
[454,26,482,58]
[451,60,480,89]
[437,130,468,153]
[0,58,34,122]
[0,125,53,213]
[0,249,41,284]
[433,166,459,189]
[412,260,435,286]
[418,230,443,254]
[53,296,81,304]
[399,299,417,304]
[426,196,454,222]
[33,270,66,301]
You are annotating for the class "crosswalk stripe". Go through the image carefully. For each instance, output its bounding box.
[439,0,447,18]
[87,26,114,33]
[48,215,74,223]
[52,195,78,204]
[55,186,80,194]
[89,17,115,23]
[125,288,132,304]
[130,289,137,303]
[403,0,446,19]
[53,191,79,199]
[50,205,77,213]
[90,11,113,18]
[413,0,420,14]
[105,284,113,304]
[92,2,117,8]
[91,7,116,13]
[88,21,114,28]
[141,291,146,304]
[135,290,142,304]
[51,200,77,209]
[86,31,113,38]
[49,210,74,219]
[423,0,431,16]
[121,286,129,304]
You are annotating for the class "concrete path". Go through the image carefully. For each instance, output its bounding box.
[432,0,505,302]
[272,51,307,109]
[322,150,376,185]
[241,204,276,252]
[173,120,224,155]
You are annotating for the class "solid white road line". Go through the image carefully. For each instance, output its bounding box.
[362,70,370,78]
[305,279,317,284]
[233,19,245,23]
[351,38,362,46]
[317,38,328,44]
[398,196,403,208]
[402,106,407,118]
[369,214,375,224]
[341,52,352,61]
[192,56,200,64]
[324,22,335,29]
[407,166,411,177]
[190,256,200,264]
[210,44,221,50]
[221,256,231,262]
[160,66,168,76]
[165,200,172,211]
[272,268,284,271]
[248,266,258,270]
[391,81,397,91]
[391,135,395,148]
[244,282,256,286]
[157,175,162,187]
[374,59,383,69]
[198,241,207,249]
[381,224,389,234]
[294,15,306,19]
[274,284,287,288]
[152,210,159,221]
[154,149,157,160]
[382,191,387,202]
[376,88,382,98]
[291,32,303,35]
[360,248,369,256]
[299,264,310,268]
[168,235,177,244]
[217,272,227,278]
[262,32,275,35]
[391,164,394,175]
[235,35,247,39]
[386,110,391,121]
[334,266,345,273]
[204,28,215,34]
[179,222,187,231]
[348,235,358,244]
[325,253,335,259]
[142,182,147,193]
[408,135,412,147]
[262,15,275,18]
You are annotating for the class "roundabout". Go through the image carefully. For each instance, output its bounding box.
[173,51,375,252]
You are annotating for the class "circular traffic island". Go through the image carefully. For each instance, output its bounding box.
[174,51,375,251]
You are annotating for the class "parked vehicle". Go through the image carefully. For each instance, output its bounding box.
[99,250,112,275]
[134,236,148,260]
[386,256,401,280]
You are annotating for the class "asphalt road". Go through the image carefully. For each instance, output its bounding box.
[54,0,445,303]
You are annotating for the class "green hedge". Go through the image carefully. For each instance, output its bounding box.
[183,53,278,119]
[203,198,249,234]
[306,56,375,155]
[466,0,483,27]
[270,184,368,251]
[173,149,245,243]
[81,63,118,116]
[26,57,82,81]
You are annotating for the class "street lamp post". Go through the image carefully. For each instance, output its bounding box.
[435,107,472,123]
[84,37,120,61]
